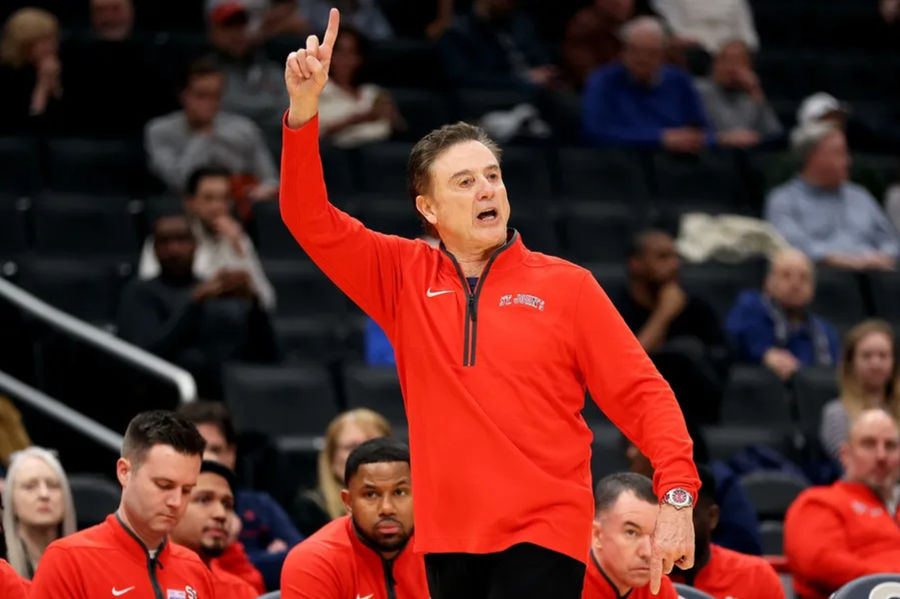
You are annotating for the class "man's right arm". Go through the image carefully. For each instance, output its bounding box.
[281,11,410,332]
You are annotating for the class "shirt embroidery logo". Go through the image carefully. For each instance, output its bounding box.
[186,586,198,599]
[111,587,135,597]
[166,591,186,599]
[426,287,454,298]
[499,293,545,311]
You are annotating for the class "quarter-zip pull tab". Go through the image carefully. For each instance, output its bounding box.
[468,294,477,321]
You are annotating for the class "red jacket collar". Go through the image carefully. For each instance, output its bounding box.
[107,513,170,563]
[439,228,528,278]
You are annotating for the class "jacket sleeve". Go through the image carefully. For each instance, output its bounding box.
[279,114,416,334]
[281,544,344,599]
[573,272,700,498]
[784,495,898,589]
[215,543,266,595]
[27,545,83,599]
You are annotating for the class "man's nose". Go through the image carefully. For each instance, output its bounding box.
[379,494,397,516]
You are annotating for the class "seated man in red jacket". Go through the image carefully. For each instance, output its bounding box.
[785,408,900,599]
[671,464,784,599]
[583,473,678,599]
[282,437,428,599]
[169,460,258,599]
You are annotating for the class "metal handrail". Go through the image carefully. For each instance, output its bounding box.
[0,276,196,402]
[0,370,123,452]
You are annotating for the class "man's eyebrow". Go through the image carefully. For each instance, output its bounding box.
[449,168,473,180]
[623,520,644,531]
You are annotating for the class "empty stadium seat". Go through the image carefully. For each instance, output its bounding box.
[672,584,716,599]
[792,366,839,438]
[703,425,787,462]
[264,260,349,317]
[509,209,559,255]
[680,262,764,321]
[18,257,127,324]
[652,151,745,208]
[342,364,406,427]
[867,271,900,322]
[499,146,554,208]
[357,199,424,239]
[45,138,147,195]
[556,147,649,203]
[721,366,791,427]
[740,471,809,521]
[582,394,611,427]
[831,574,900,599]
[388,88,452,142]
[590,425,630,483]
[365,39,442,88]
[223,363,339,437]
[252,201,310,261]
[760,520,785,556]
[811,268,866,324]
[357,142,414,193]
[586,263,628,299]
[456,88,534,121]
[0,137,39,194]
[275,435,321,499]
[562,202,640,263]
[68,474,121,530]
[0,195,30,260]
[32,194,143,258]
[275,316,344,364]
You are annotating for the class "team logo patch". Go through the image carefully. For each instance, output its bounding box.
[498,293,545,311]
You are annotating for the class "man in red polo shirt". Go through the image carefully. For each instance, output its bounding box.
[583,473,678,599]
[670,465,784,598]
[785,408,900,599]
[29,410,217,599]
[169,460,258,599]
[282,437,427,598]
[281,10,699,598]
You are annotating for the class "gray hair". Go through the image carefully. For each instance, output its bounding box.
[619,16,666,45]
[594,472,657,516]
[2,447,78,579]
[791,120,840,164]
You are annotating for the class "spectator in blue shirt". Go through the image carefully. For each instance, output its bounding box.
[581,16,713,152]
[727,249,839,381]
[765,122,900,271]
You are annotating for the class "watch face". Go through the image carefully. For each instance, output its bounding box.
[670,489,689,504]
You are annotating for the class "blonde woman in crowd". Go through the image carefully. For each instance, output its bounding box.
[820,319,900,460]
[292,408,392,535]
[2,447,77,579]
[0,7,62,132]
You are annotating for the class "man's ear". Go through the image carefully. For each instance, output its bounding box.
[340,488,351,514]
[415,195,438,226]
[591,517,603,551]
[116,457,131,488]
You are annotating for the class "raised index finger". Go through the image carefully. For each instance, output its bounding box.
[322,7,340,51]
[649,554,661,595]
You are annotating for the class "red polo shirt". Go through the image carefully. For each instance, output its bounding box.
[281,515,428,599]
[582,550,678,599]
[670,544,784,599]
[29,514,216,599]
[0,559,27,599]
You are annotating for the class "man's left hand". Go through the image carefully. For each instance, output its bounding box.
[649,503,695,594]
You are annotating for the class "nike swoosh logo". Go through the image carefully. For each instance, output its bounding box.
[426,287,454,298]
[112,587,135,597]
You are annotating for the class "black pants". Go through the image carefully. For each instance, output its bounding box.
[425,543,585,599]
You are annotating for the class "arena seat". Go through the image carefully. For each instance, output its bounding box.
[651,151,745,208]
[357,142,414,193]
[509,209,560,255]
[680,261,765,321]
[740,470,809,521]
[388,88,452,142]
[586,263,628,300]
[252,201,310,261]
[721,366,791,428]
[45,138,147,195]
[590,425,630,483]
[275,435,321,497]
[760,520,785,556]
[562,202,640,263]
[868,271,900,322]
[18,257,128,325]
[275,315,345,364]
[582,394,611,428]
[456,88,534,121]
[357,199,425,240]
[32,194,143,258]
[0,137,40,195]
[556,146,649,203]
[792,366,840,439]
[830,574,900,599]
[0,195,30,260]
[264,260,349,317]
[223,363,339,437]
[68,474,121,530]
[755,51,816,101]
[365,39,442,88]
[342,364,406,428]
[672,584,716,599]
[810,268,867,324]
[703,425,787,462]
[498,146,554,208]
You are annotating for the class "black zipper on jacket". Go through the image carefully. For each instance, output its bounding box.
[115,513,166,599]
[442,230,517,367]
[382,557,397,599]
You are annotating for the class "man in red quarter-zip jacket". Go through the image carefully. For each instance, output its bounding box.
[784,408,900,599]
[281,9,699,598]
[29,411,217,599]
[282,438,428,599]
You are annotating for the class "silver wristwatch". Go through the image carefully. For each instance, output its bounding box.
[661,488,694,509]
